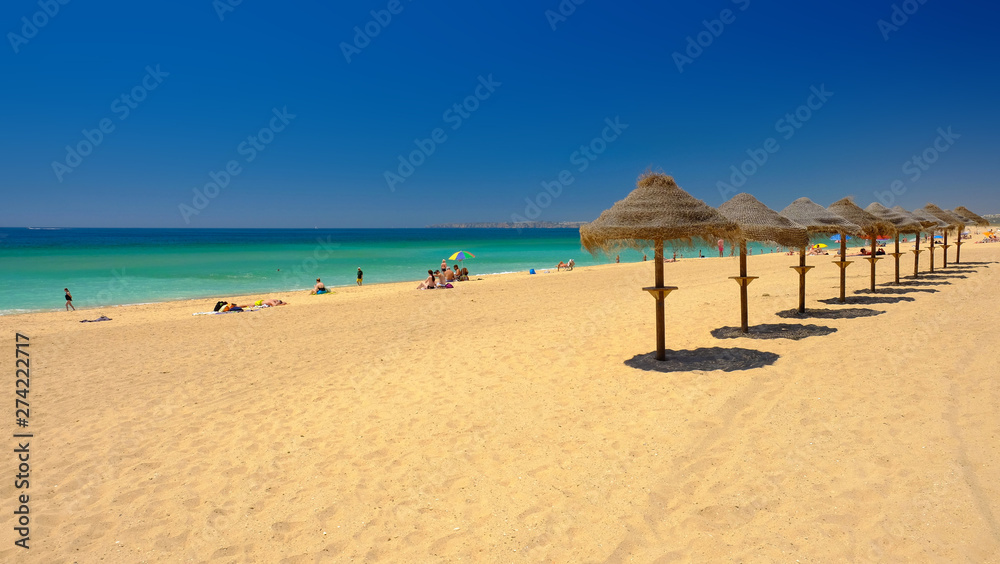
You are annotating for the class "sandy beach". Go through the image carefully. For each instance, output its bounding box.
[2,240,999,562]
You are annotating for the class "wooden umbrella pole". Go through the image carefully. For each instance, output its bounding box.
[799,246,807,313]
[739,241,749,333]
[894,236,900,284]
[913,233,921,277]
[956,237,963,264]
[942,231,949,268]
[929,232,936,272]
[839,234,848,302]
[869,237,877,291]
[654,240,665,361]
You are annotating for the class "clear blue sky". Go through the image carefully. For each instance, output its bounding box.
[2,0,997,227]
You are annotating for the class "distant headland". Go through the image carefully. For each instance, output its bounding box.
[427,221,586,229]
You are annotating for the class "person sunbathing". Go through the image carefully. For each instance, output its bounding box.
[444,268,456,282]
[556,261,568,270]
[310,278,328,294]
[261,299,287,307]
[417,270,435,289]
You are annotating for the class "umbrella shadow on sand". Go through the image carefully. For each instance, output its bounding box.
[818,295,915,305]
[853,287,937,295]
[775,308,884,320]
[918,273,969,280]
[711,323,837,340]
[625,348,779,373]
[956,261,995,266]
[891,280,951,287]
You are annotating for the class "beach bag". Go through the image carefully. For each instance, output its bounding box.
[213,301,228,312]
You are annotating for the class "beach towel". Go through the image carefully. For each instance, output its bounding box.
[192,306,266,316]
[80,316,112,323]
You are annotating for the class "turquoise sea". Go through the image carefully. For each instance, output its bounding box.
[0,228,846,315]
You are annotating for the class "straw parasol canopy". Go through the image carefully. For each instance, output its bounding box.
[580,172,740,361]
[779,197,861,236]
[864,202,922,234]
[920,203,965,231]
[718,194,808,331]
[719,193,809,248]
[906,207,949,230]
[580,173,741,255]
[828,198,896,239]
[953,206,990,227]
[889,206,930,229]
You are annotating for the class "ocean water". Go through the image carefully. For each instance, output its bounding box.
[0,228,844,315]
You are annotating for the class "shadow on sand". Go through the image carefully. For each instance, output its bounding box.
[918,273,968,280]
[775,308,884,319]
[711,323,837,340]
[892,279,951,286]
[625,348,779,373]
[818,295,915,305]
[854,287,937,295]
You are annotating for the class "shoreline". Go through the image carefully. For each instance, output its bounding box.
[4,237,993,320]
[5,235,989,318]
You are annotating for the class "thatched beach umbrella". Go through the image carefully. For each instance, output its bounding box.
[779,197,861,310]
[908,207,949,273]
[828,198,896,293]
[890,206,936,278]
[718,194,808,332]
[864,202,922,284]
[953,206,990,227]
[920,204,966,267]
[580,173,740,361]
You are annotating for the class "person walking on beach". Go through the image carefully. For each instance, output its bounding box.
[718,239,724,257]
[64,288,75,311]
[356,267,363,286]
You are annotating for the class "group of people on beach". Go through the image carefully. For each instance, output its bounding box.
[216,298,287,312]
[417,259,469,289]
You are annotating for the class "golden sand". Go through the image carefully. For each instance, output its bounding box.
[2,242,998,562]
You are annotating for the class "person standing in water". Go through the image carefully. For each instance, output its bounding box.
[64,288,75,311]
[356,267,363,286]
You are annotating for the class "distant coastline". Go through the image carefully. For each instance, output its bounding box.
[427,221,586,229]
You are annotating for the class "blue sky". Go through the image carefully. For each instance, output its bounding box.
[1,0,997,227]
